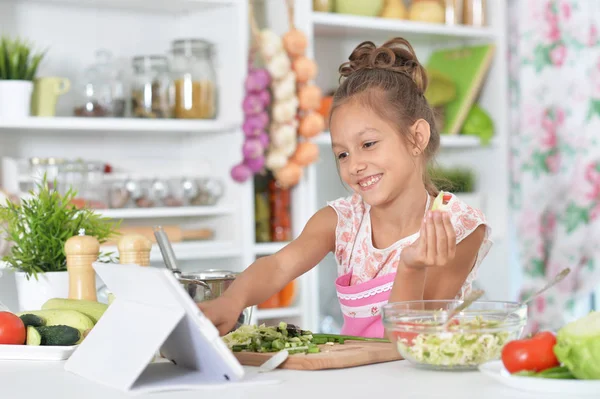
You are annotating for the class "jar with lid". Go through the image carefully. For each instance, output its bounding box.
[169,39,218,119]
[73,50,125,117]
[131,55,172,118]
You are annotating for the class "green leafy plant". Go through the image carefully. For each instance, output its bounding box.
[0,177,121,279]
[0,35,47,80]
[430,166,476,193]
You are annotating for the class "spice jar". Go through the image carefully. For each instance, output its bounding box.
[268,177,292,242]
[131,55,172,118]
[73,49,125,117]
[169,38,218,119]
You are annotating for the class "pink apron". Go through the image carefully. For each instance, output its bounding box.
[335,271,396,338]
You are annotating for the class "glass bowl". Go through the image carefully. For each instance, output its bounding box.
[382,300,527,371]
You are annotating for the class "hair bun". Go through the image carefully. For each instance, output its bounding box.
[338,37,428,94]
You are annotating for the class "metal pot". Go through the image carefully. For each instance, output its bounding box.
[176,269,252,329]
[153,226,251,330]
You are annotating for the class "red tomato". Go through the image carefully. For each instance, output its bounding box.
[501,331,560,373]
[0,311,26,345]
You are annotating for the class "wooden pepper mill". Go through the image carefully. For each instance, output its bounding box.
[117,234,153,266]
[65,228,100,301]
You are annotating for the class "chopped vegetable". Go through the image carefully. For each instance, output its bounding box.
[395,317,512,367]
[223,322,317,354]
[222,322,388,354]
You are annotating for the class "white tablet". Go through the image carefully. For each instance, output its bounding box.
[64,262,245,393]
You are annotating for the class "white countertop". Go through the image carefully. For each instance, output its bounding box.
[0,358,579,399]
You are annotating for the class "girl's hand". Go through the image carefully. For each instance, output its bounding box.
[401,210,456,268]
[197,295,246,336]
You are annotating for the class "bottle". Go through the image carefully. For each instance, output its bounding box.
[117,234,153,266]
[268,176,292,242]
[65,228,100,301]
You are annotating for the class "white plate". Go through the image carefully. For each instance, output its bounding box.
[479,360,600,395]
[0,344,78,361]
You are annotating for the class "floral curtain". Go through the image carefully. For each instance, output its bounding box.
[509,0,600,332]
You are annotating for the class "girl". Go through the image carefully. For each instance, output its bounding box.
[199,37,492,338]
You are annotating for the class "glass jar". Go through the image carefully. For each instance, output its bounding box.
[57,160,107,209]
[73,50,125,117]
[169,38,218,119]
[268,177,292,242]
[254,174,271,243]
[131,55,172,118]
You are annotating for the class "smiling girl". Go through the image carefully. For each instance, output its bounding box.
[199,37,492,338]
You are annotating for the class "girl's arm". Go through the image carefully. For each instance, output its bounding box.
[221,206,338,310]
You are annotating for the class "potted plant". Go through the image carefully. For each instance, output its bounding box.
[0,177,119,311]
[0,35,46,118]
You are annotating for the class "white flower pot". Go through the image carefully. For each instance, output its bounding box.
[13,270,106,312]
[0,80,33,119]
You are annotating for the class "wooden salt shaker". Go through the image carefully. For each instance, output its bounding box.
[65,228,100,301]
[117,234,153,266]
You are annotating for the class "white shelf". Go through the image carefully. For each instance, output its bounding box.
[0,117,237,135]
[101,240,240,261]
[255,306,302,320]
[312,12,496,41]
[313,131,491,148]
[10,0,236,14]
[97,206,235,219]
[254,242,290,256]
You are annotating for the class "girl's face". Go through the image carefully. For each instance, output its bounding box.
[330,101,422,207]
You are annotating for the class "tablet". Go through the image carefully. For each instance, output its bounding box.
[64,262,245,393]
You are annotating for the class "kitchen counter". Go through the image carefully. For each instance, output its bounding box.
[0,358,577,399]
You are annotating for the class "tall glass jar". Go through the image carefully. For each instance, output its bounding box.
[73,50,125,117]
[169,39,218,119]
[268,177,292,242]
[131,55,172,118]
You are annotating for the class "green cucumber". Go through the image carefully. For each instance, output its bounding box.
[26,326,41,346]
[36,325,81,346]
[20,314,46,328]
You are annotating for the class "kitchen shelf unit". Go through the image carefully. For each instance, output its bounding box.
[0,0,512,333]
[269,1,512,331]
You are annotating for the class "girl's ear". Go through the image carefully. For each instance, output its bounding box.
[411,119,431,155]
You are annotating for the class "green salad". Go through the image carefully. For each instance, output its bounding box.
[396,317,513,367]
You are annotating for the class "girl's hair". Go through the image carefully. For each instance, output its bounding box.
[330,37,440,196]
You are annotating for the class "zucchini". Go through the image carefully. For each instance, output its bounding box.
[20,314,46,327]
[26,326,41,346]
[17,309,94,339]
[36,325,81,346]
[41,298,108,324]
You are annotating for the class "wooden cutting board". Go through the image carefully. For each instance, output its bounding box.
[233,340,402,370]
